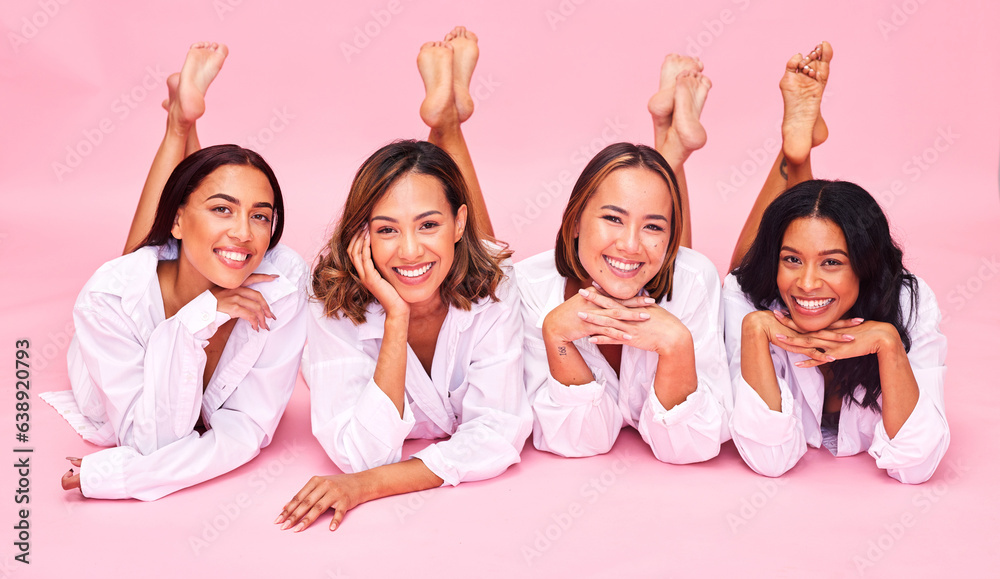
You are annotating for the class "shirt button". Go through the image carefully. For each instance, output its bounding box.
[202,312,211,322]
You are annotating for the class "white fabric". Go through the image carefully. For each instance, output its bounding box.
[515,248,732,463]
[303,261,532,487]
[41,242,308,500]
[722,273,949,484]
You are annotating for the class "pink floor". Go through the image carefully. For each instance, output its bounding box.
[3,1,999,577]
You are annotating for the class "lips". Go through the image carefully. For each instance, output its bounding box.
[791,296,835,316]
[392,262,434,285]
[603,255,643,278]
[215,247,252,269]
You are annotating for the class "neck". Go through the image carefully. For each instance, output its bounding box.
[408,293,449,322]
[159,251,216,318]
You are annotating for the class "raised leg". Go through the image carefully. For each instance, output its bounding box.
[729,42,833,271]
[124,42,227,254]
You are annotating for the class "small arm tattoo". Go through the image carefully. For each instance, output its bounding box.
[557,346,567,356]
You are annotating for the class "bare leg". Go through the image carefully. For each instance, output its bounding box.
[419,29,493,238]
[649,55,710,249]
[124,42,227,254]
[729,42,832,271]
[162,73,203,156]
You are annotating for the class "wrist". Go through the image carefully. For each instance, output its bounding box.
[654,325,693,358]
[875,324,905,360]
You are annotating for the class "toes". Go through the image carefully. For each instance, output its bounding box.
[786,53,804,72]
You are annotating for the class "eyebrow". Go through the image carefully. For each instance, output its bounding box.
[205,193,274,210]
[780,245,849,257]
[600,204,668,223]
[371,210,444,223]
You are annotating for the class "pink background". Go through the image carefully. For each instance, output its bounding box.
[3,0,999,577]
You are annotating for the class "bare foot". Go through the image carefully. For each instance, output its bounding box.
[799,41,833,147]
[647,54,703,128]
[417,41,458,129]
[444,26,478,123]
[161,72,180,111]
[779,41,832,165]
[660,70,711,165]
[171,41,228,128]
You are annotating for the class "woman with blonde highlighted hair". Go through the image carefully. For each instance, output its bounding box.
[277,29,531,533]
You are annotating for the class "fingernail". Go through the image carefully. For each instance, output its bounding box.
[795,362,805,367]
[843,335,855,341]
[639,313,650,319]
[578,289,589,297]
[622,334,632,340]
[826,356,836,362]
[330,523,338,532]
[66,456,81,461]
[578,312,588,319]
[273,516,283,525]
[293,523,305,533]
[853,318,864,323]
[592,281,602,289]
[281,521,292,531]
[773,310,785,318]
[644,297,656,304]
[776,334,787,340]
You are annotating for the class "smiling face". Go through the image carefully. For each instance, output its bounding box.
[171,164,275,291]
[368,172,467,311]
[777,217,860,332]
[574,167,672,300]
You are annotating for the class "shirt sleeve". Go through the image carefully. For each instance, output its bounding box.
[412,274,533,486]
[79,260,309,500]
[518,280,623,458]
[73,289,229,456]
[637,262,730,464]
[304,302,417,474]
[867,280,950,484]
[723,275,808,477]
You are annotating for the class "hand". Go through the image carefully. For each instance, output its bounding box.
[577,289,692,355]
[276,473,368,532]
[349,228,409,318]
[211,273,277,331]
[771,314,898,369]
[61,457,82,491]
[543,286,653,346]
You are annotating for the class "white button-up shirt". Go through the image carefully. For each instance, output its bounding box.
[41,242,308,500]
[515,248,732,463]
[303,264,532,486]
[722,273,949,483]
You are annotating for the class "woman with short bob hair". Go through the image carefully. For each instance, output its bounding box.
[278,30,531,533]
[44,43,309,500]
[724,42,948,483]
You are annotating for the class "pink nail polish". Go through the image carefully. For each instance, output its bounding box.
[775,334,787,340]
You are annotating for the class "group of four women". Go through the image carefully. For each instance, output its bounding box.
[43,29,950,533]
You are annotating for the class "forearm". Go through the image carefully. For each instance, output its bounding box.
[359,458,444,504]
[740,325,782,411]
[877,335,920,439]
[651,333,698,411]
[542,329,594,386]
[373,314,409,417]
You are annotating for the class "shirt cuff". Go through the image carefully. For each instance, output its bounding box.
[546,375,605,407]
[411,444,460,487]
[730,375,798,447]
[174,291,230,338]
[356,378,416,448]
[644,383,705,426]
[80,446,137,500]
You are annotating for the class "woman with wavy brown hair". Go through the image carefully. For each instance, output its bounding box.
[276,28,531,533]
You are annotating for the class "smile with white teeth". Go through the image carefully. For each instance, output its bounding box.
[605,256,641,271]
[217,250,249,262]
[394,263,432,278]
[794,297,834,310]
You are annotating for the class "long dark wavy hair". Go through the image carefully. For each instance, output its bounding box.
[138,144,284,250]
[313,140,511,325]
[733,179,918,410]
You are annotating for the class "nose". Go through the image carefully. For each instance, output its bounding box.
[616,225,641,255]
[398,229,422,261]
[229,214,253,243]
[797,262,823,293]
